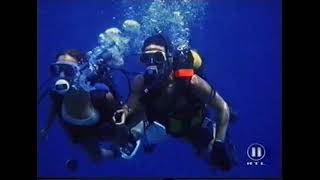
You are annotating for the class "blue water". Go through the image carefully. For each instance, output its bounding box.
[37,0,282,178]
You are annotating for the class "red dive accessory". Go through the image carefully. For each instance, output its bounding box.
[174,69,194,78]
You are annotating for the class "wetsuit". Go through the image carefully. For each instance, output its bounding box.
[49,84,117,145]
[140,80,214,154]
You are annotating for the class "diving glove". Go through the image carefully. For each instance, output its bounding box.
[210,140,236,171]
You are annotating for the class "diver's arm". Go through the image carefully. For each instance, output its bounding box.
[44,97,60,131]
[114,74,146,125]
[190,75,230,142]
[126,74,146,116]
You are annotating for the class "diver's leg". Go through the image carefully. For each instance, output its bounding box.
[78,137,103,163]
[113,124,132,146]
[111,123,143,159]
[107,113,147,159]
[186,126,213,156]
[186,123,236,171]
[78,137,114,163]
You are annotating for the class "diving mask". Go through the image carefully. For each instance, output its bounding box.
[141,51,169,82]
[140,51,166,65]
[50,62,80,79]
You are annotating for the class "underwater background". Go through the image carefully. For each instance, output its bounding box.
[37,0,282,178]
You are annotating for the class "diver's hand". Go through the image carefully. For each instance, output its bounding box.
[113,108,128,125]
[39,128,49,141]
[210,140,236,171]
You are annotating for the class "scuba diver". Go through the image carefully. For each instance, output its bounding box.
[38,50,141,166]
[113,34,236,171]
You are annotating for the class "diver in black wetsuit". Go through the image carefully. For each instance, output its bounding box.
[113,34,237,171]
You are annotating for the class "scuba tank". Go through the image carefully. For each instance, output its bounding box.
[173,48,204,80]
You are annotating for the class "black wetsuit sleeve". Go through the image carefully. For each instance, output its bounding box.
[49,91,65,117]
[43,91,63,130]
